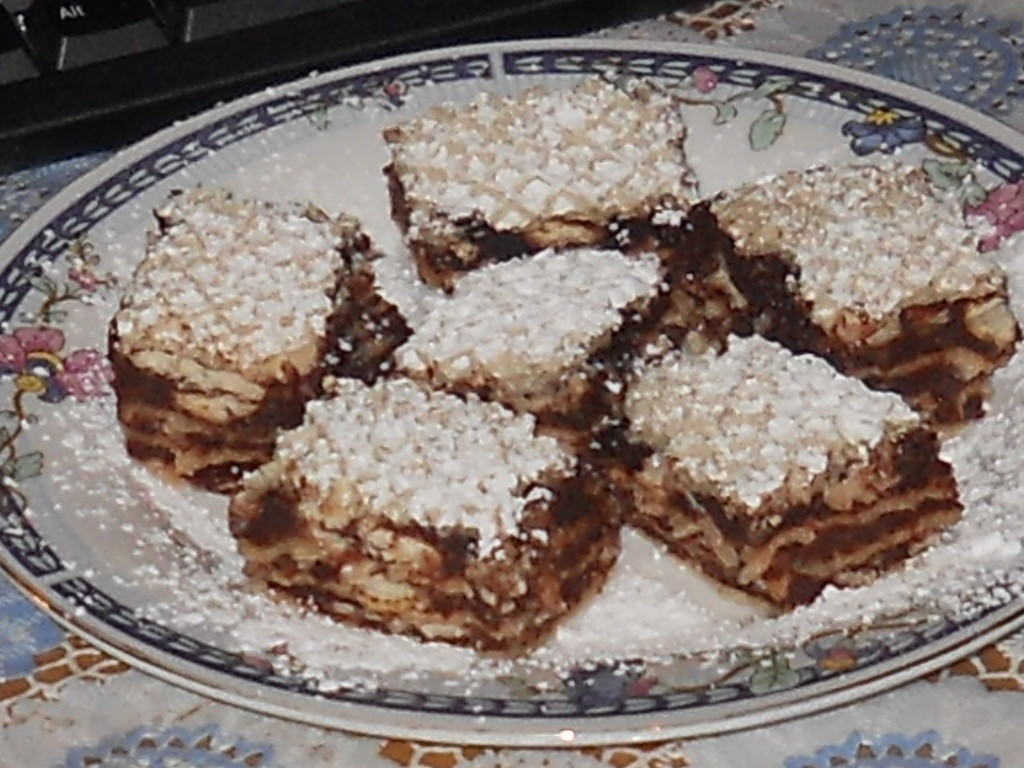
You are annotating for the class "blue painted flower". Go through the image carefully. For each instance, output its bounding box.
[841,108,926,156]
[0,576,64,678]
[58,725,275,768]
[563,660,654,710]
[785,730,999,767]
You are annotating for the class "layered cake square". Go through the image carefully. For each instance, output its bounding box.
[620,335,963,607]
[110,188,408,492]
[228,377,622,652]
[383,76,697,289]
[395,246,663,441]
[711,161,1020,423]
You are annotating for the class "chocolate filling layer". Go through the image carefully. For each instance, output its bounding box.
[229,465,623,653]
[626,425,961,607]
[725,246,1020,424]
[110,258,410,493]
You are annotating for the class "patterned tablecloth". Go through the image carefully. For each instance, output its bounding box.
[4,2,1024,765]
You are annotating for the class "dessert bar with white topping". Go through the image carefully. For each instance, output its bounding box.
[110,188,409,492]
[395,246,662,442]
[619,335,962,607]
[228,378,622,652]
[383,76,696,290]
[711,161,1020,424]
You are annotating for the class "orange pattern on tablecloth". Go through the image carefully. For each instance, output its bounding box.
[932,643,1024,692]
[668,0,776,39]
[0,635,127,710]
[579,742,690,767]
[378,739,690,767]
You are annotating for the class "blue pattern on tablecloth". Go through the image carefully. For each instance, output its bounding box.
[808,6,1024,115]
[0,573,63,678]
[784,729,1000,767]
[0,155,107,245]
[56,725,275,768]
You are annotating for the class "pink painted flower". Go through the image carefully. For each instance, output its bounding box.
[57,349,113,400]
[382,79,408,107]
[0,327,110,402]
[966,180,1024,252]
[0,327,64,374]
[692,65,719,94]
[68,267,101,292]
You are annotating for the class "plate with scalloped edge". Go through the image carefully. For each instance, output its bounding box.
[2,39,1024,748]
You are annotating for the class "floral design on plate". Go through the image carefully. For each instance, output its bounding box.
[604,63,794,151]
[562,660,656,711]
[57,725,275,768]
[835,96,1024,249]
[0,240,113,494]
[302,55,490,130]
[966,180,1024,251]
[840,108,926,156]
[808,6,1024,116]
[784,730,999,768]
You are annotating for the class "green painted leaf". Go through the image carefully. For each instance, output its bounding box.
[753,76,795,97]
[0,410,19,437]
[961,182,989,208]
[749,109,787,151]
[712,100,739,125]
[29,275,58,296]
[922,157,973,190]
[45,309,68,324]
[307,104,331,132]
[8,451,43,481]
[495,675,541,698]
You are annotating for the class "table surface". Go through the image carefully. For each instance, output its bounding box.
[4,1,1024,765]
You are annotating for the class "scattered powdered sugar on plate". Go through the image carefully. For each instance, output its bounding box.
[22,224,1024,690]
[14,88,1024,691]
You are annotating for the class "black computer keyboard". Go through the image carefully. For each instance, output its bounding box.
[0,0,688,171]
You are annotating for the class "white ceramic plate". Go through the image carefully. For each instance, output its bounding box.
[2,39,1024,748]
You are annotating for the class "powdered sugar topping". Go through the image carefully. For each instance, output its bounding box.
[712,161,1005,328]
[625,335,919,509]
[276,378,573,553]
[397,248,661,382]
[114,188,359,368]
[386,77,696,232]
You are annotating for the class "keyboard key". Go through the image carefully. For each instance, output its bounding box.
[152,0,351,42]
[0,0,34,13]
[21,0,167,70]
[0,8,36,83]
